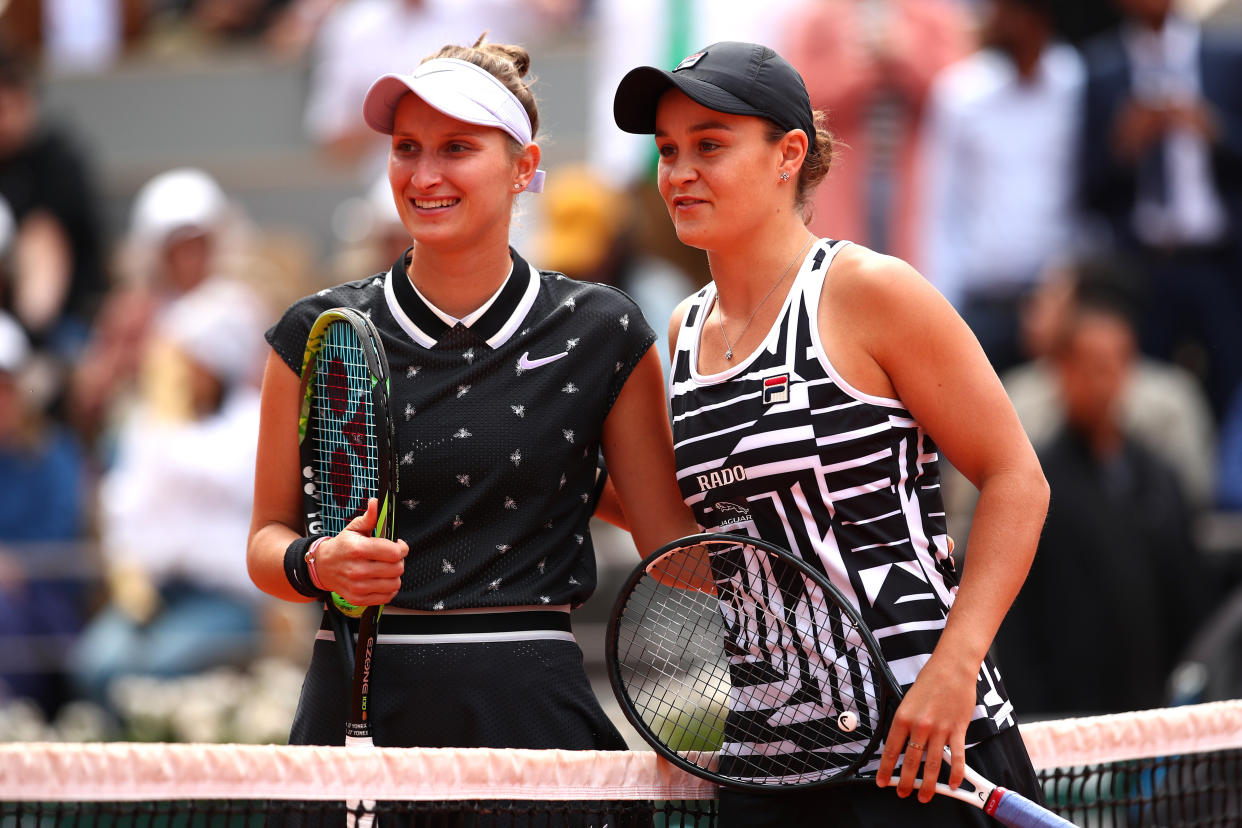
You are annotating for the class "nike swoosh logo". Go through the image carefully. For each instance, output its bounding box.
[518,351,569,370]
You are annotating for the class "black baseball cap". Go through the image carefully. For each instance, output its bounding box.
[613,41,816,149]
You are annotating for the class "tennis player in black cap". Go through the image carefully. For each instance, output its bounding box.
[613,41,1050,827]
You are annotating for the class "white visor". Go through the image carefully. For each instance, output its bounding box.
[363,57,545,193]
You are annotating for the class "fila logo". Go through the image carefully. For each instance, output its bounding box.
[675,51,706,71]
[517,351,568,371]
[696,465,747,492]
[763,373,790,405]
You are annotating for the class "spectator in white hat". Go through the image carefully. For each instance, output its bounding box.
[67,167,266,460]
[68,275,270,713]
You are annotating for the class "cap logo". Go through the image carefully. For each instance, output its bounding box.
[674,51,706,71]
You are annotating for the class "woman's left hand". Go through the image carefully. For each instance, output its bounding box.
[873,654,978,803]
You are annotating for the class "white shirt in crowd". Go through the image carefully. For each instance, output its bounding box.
[101,388,264,602]
[920,42,1084,308]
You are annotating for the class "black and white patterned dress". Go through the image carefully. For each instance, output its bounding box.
[668,238,1016,773]
[266,248,654,749]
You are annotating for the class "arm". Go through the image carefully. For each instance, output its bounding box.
[823,250,1048,800]
[301,6,380,166]
[1190,38,1242,165]
[595,294,697,533]
[593,475,627,529]
[1079,42,1139,223]
[876,0,971,107]
[783,1,882,122]
[13,210,72,337]
[600,346,699,556]
[247,350,407,606]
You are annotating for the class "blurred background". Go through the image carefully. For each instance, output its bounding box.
[1,0,1241,744]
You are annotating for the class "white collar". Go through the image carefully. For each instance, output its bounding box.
[410,260,514,328]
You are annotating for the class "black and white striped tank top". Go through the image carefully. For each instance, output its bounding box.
[670,238,1015,766]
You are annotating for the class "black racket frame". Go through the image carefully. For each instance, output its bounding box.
[298,306,397,742]
[605,531,906,792]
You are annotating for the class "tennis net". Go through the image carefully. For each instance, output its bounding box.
[0,700,1238,827]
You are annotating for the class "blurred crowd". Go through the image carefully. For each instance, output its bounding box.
[0,0,1241,739]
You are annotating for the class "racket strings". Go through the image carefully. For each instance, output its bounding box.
[614,540,886,787]
[311,322,381,537]
[624,583,731,753]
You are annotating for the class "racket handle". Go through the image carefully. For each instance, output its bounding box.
[346,800,375,828]
[344,734,376,828]
[988,788,1077,828]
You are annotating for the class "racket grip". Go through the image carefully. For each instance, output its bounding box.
[346,800,375,828]
[344,735,376,828]
[990,789,1077,827]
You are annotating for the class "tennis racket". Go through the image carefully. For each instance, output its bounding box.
[606,532,1074,828]
[298,307,397,828]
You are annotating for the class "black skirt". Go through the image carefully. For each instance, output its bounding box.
[287,606,626,751]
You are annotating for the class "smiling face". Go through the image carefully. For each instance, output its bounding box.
[654,90,792,253]
[387,93,538,253]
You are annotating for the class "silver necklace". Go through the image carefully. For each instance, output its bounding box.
[717,236,816,360]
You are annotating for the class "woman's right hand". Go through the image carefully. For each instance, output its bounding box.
[316,497,408,607]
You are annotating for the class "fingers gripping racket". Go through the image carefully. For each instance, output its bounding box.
[298,307,397,827]
[606,533,1074,828]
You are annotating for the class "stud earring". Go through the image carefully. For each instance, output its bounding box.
[513,183,522,190]
[780,171,791,182]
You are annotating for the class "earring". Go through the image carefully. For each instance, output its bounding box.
[780,171,791,182]
[513,183,522,190]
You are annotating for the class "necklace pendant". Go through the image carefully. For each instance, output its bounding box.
[724,349,733,360]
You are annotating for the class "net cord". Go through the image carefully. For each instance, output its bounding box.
[1018,697,1242,767]
[0,744,717,802]
[0,700,1238,802]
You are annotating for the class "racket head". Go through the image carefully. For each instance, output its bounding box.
[607,532,899,792]
[298,307,398,615]
[298,307,396,745]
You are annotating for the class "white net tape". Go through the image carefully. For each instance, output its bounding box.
[1,700,1238,803]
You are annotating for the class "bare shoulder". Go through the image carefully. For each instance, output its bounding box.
[822,244,942,330]
[817,243,968,396]
[826,244,933,303]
